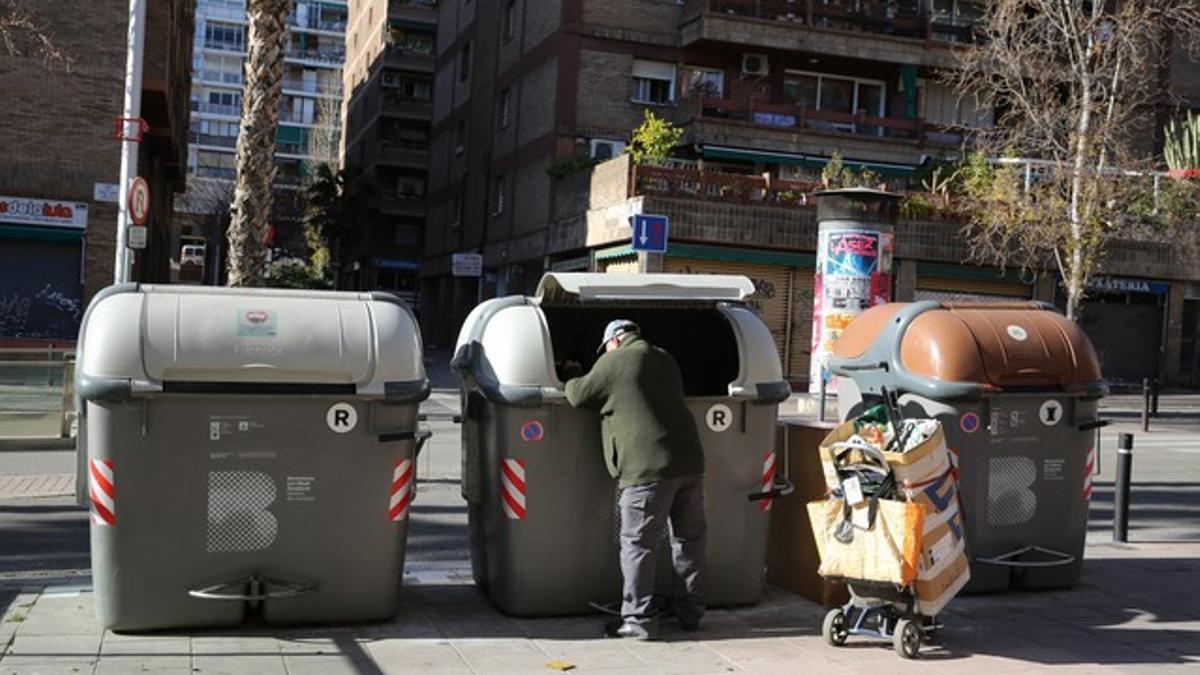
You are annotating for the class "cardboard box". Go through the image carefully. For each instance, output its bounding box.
[766,419,850,607]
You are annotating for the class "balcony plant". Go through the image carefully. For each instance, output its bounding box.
[1164,110,1200,179]
[629,110,683,165]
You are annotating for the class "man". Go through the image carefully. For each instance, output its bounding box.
[564,319,706,640]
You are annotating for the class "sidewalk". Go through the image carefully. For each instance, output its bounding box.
[1,541,1198,673]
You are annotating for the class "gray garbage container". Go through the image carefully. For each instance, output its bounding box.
[453,273,791,616]
[829,301,1106,592]
[74,284,429,630]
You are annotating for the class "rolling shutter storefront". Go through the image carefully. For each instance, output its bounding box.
[0,196,88,343]
[915,262,1033,303]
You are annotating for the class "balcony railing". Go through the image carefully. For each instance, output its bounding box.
[679,95,969,147]
[284,48,345,65]
[203,38,246,53]
[706,0,984,45]
[196,69,244,86]
[189,131,238,148]
[195,101,241,116]
[385,43,436,68]
[632,163,816,207]
[281,78,342,96]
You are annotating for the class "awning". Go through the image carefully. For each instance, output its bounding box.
[0,223,85,243]
[699,145,918,177]
[277,125,304,143]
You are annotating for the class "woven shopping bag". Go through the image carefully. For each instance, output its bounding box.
[807,497,925,586]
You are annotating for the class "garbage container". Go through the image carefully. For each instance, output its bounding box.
[829,301,1106,592]
[74,285,429,630]
[453,273,791,616]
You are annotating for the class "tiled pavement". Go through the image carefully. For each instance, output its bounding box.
[1,541,1198,674]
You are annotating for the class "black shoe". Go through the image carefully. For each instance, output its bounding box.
[603,620,652,640]
[678,616,701,632]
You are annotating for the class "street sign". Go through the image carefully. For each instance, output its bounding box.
[127,224,147,249]
[452,252,483,277]
[631,214,668,253]
[128,176,150,225]
[93,182,120,203]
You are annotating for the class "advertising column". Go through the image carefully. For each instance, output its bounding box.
[809,189,899,393]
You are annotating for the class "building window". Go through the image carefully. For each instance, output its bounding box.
[459,41,472,82]
[498,88,512,128]
[631,60,676,105]
[680,66,724,99]
[782,70,886,133]
[492,174,505,215]
[454,119,467,155]
[503,0,517,41]
[204,22,245,52]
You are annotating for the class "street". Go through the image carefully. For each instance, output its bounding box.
[1,386,1199,672]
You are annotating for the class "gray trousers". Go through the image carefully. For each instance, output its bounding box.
[618,474,706,628]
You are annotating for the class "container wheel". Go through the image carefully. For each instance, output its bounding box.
[822,608,849,646]
[893,618,921,659]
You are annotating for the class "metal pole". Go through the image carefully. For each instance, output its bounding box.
[817,368,828,422]
[114,0,147,284]
[1151,378,1160,417]
[1113,433,1133,543]
[1141,377,1151,432]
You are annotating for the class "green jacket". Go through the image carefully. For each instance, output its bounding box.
[565,335,704,488]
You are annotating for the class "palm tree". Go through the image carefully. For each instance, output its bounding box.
[226,0,289,287]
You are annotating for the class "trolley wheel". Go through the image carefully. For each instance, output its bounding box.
[893,618,921,659]
[822,608,849,646]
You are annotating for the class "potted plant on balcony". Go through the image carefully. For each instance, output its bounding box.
[1165,110,1200,180]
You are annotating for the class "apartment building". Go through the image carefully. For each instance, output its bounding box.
[178,0,348,279]
[422,0,1200,386]
[0,0,194,345]
[340,0,437,302]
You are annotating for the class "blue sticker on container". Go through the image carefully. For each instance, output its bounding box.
[959,412,981,434]
[520,420,545,442]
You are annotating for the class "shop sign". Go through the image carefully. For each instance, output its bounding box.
[1087,276,1169,296]
[0,195,88,228]
[452,252,483,277]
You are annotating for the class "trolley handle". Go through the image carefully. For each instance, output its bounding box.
[748,476,795,502]
[976,545,1076,568]
[1078,419,1109,431]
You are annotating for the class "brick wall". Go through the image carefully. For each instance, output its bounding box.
[574,50,644,139]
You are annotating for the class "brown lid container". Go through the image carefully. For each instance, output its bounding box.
[833,302,1103,392]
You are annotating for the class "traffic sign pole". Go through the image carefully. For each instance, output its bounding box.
[114,0,147,283]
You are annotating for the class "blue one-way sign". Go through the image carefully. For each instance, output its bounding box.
[631,214,668,253]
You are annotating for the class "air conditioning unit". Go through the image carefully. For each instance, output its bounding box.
[589,139,626,161]
[741,53,769,77]
[382,71,398,88]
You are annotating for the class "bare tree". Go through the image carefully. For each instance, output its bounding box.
[947,0,1200,321]
[0,1,72,70]
[227,0,289,287]
[304,67,343,179]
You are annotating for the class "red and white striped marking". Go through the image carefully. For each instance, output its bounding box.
[500,458,526,520]
[1083,446,1095,501]
[390,458,414,521]
[89,458,115,527]
[760,451,777,511]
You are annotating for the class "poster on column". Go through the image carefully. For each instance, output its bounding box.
[809,228,893,393]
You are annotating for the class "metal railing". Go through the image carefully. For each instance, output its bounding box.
[196,69,244,86]
[632,164,817,206]
[706,0,984,44]
[195,101,242,116]
[0,348,75,440]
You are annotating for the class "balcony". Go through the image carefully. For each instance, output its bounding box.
[188,131,238,149]
[382,92,433,119]
[385,44,435,72]
[284,47,345,67]
[633,163,816,207]
[196,69,244,87]
[288,15,348,34]
[281,77,342,97]
[203,38,245,54]
[675,95,968,165]
[194,101,241,117]
[377,193,428,215]
[683,0,983,68]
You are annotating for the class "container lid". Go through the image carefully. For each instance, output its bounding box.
[536,273,755,304]
[831,302,1104,397]
[77,285,425,398]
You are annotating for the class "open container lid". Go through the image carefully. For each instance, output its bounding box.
[76,285,427,401]
[830,302,1105,399]
[454,274,788,405]
[536,273,755,304]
